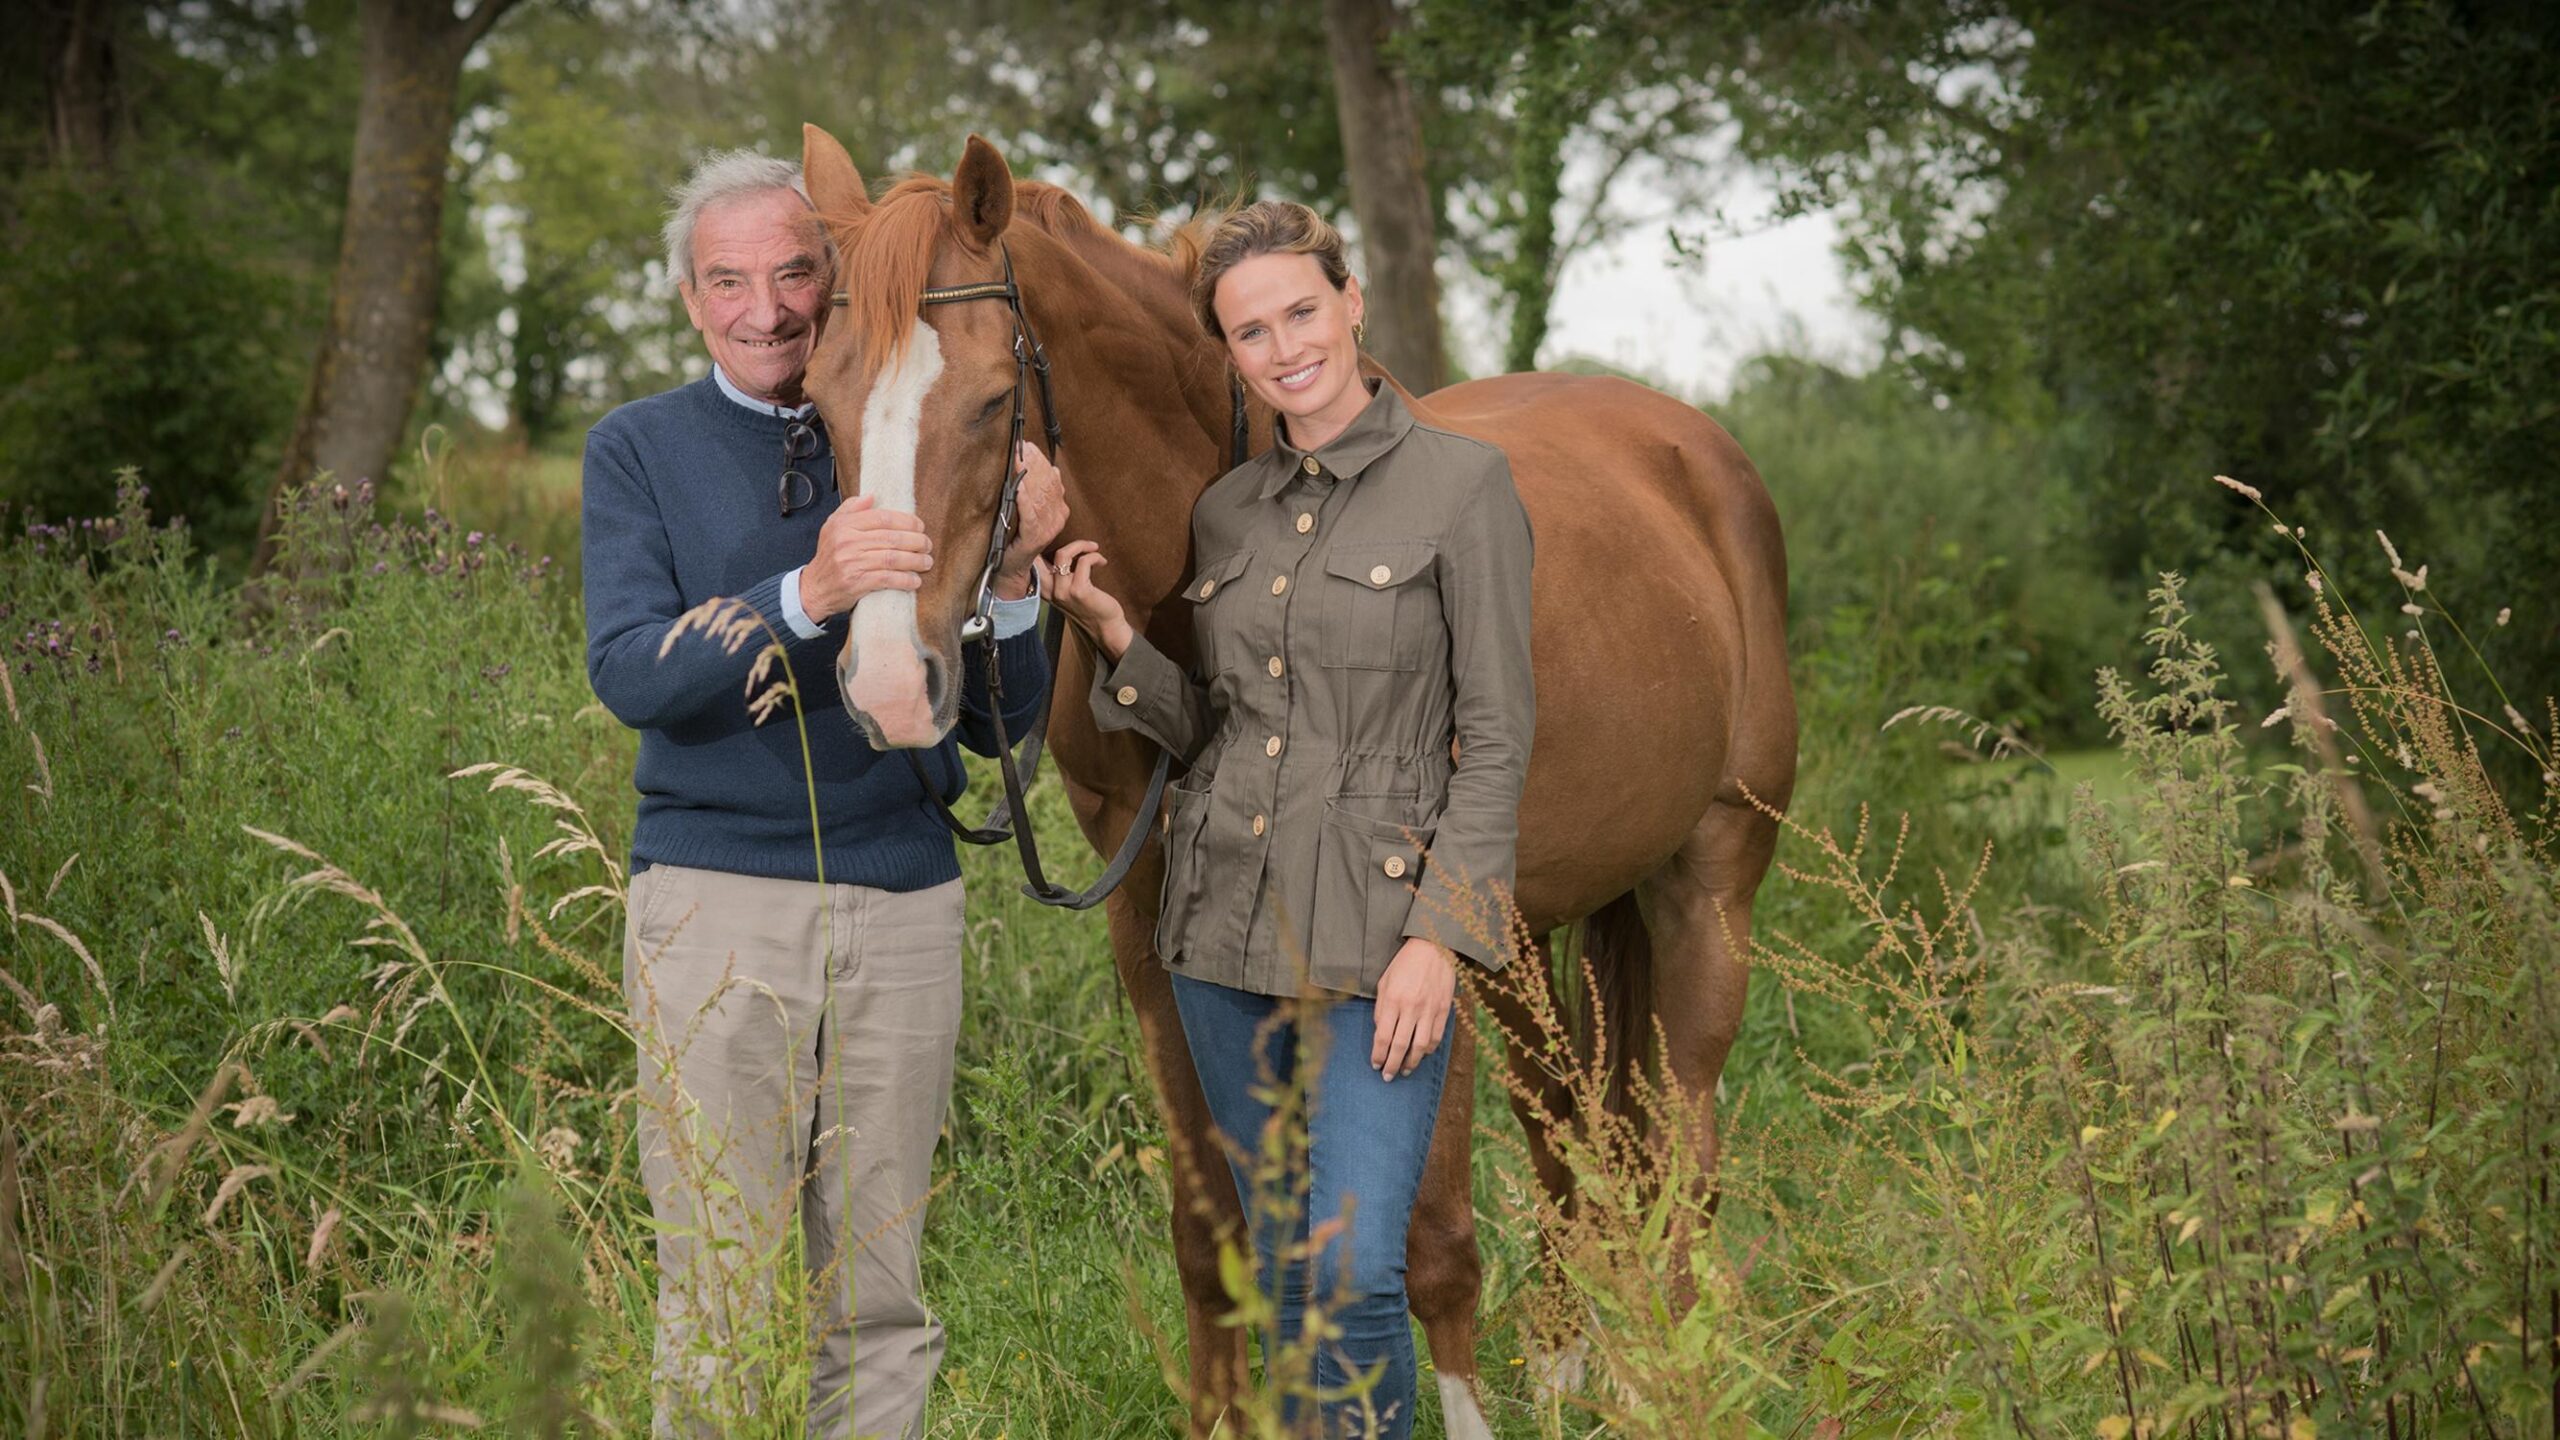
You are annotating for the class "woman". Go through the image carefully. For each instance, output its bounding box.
[1039,201,1534,1438]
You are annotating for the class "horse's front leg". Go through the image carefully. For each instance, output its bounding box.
[1101,866,1249,1436]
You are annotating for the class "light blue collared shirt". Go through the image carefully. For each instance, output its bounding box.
[712,366,1042,643]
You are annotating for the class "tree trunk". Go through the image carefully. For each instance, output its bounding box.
[1322,0,1446,392]
[45,0,121,171]
[1500,67,1571,376]
[255,0,523,574]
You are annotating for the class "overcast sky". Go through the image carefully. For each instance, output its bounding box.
[1442,164,1883,405]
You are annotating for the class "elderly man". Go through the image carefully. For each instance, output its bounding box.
[581,150,1063,1439]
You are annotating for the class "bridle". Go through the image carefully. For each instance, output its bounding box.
[826,242,1247,911]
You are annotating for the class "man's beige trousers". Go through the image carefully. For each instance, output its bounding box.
[624,863,965,1440]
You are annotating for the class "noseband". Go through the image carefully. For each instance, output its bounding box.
[826,242,1243,911]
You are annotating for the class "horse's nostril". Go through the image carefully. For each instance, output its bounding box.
[920,652,947,715]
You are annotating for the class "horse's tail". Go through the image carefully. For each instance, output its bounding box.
[1575,890,1654,1127]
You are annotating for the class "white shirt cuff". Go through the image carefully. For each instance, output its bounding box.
[779,566,828,641]
[989,575,1042,641]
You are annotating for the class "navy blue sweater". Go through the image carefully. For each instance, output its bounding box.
[581,377,1048,889]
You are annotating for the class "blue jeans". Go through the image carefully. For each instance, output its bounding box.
[1170,973,1451,1440]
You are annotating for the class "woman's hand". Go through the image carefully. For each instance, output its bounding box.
[1371,937,1457,1080]
[1037,539,1135,660]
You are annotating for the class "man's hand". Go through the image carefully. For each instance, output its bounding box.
[992,442,1066,601]
[800,494,933,623]
[1371,937,1457,1080]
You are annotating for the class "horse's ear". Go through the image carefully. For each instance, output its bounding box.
[802,123,869,221]
[952,134,1014,251]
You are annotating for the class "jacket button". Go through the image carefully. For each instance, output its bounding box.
[1265,735,1282,757]
[1270,575,1288,596]
[1198,578,1217,598]
[1267,655,1284,678]
[1252,814,1267,836]
[1301,455,1320,476]
[1369,564,1391,585]
[1383,855,1407,879]
[1116,685,1137,706]
[1296,513,1314,534]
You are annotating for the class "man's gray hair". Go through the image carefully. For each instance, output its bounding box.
[663,150,815,287]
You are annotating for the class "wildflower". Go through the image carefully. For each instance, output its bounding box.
[2261,704,2290,728]
[2377,529,2402,568]
[2305,570,2324,594]
[306,1208,343,1268]
[466,530,484,547]
[2391,564,2427,591]
[2401,603,2422,616]
[536,1126,583,1171]
[202,1164,275,1225]
[225,1095,295,1129]
[2497,607,2512,626]
[2213,474,2262,501]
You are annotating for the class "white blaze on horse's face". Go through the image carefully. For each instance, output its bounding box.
[842,318,949,750]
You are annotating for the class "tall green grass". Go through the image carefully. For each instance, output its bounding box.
[1,466,2550,1437]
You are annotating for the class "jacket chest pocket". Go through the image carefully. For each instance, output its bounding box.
[1181,548,1258,678]
[1319,542,1437,671]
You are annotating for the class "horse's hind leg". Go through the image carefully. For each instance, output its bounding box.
[1406,1006,1492,1440]
[1636,787,1784,1249]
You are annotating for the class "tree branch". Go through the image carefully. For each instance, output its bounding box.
[1553,92,1715,280]
[458,0,527,53]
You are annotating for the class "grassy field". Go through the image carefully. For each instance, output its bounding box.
[1,469,2553,1438]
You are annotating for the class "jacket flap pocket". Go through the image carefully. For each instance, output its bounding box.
[1180,548,1257,602]
[1321,542,1436,591]
[1321,799,1434,851]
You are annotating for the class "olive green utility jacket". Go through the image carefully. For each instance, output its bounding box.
[1090,383,1535,998]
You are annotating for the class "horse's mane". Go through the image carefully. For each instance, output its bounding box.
[820,174,1209,382]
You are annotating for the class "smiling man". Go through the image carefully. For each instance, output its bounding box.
[579,150,1064,1439]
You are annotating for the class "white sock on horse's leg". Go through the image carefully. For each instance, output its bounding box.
[1438,1374,1495,1440]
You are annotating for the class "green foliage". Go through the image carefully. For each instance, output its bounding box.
[0,0,355,567]
[1725,355,2135,748]
[0,170,314,561]
[1722,0,2560,702]
[3,469,2554,1434]
[1408,0,1732,372]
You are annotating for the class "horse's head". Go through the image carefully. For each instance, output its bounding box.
[800,124,1036,750]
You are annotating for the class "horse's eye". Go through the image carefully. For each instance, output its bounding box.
[974,392,1009,426]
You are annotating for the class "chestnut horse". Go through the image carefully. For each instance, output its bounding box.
[795,125,1795,1437]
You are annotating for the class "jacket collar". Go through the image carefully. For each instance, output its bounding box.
[1253,379,1413,500]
